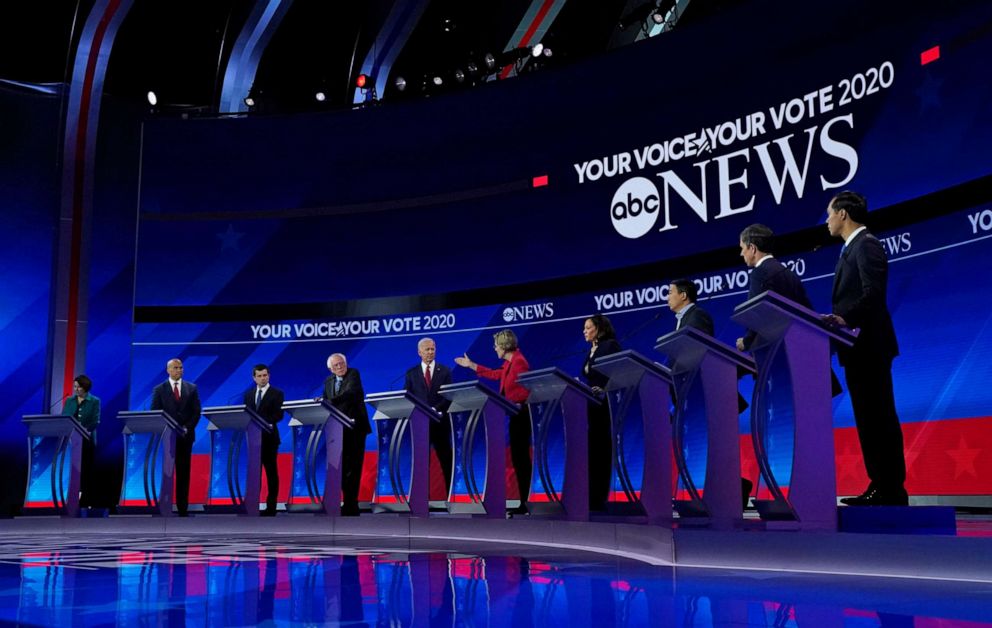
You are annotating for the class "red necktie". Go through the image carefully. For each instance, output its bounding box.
[173,383,181,402]
[424,364,432,390]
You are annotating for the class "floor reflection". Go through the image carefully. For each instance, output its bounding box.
[0,535,989,626]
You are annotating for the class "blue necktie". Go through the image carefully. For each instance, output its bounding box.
[256,388,262,408]
[334,377,342,394]
[839,243,847,259]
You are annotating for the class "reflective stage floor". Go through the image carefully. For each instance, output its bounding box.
[2,526,991,626]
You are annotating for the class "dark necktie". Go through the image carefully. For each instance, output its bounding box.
[256,388,263,408]
[173,383,180,402]
[424,364,432,390]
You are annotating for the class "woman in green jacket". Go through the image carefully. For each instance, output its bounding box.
[62,375,100,508]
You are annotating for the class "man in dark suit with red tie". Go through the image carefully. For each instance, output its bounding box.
[150,358,202,516]
[404,338,454,496]
[823,191,907,506]
[245,363,285,516]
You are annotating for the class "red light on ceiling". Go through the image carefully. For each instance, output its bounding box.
[532,175,549,188]
[921,46,940,65]
[356,74,369,89]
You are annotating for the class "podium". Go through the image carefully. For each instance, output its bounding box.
[21,414,92,517]
[516,367,599,521]
[284,399,355,515]
[732,290,856,531]
[117,410,185,516]
[591,350,674,524]
[202,405,274,516]
[655,327,756,529]
[366,390,442,517]
[438,381,519,517]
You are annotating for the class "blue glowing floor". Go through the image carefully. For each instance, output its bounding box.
[1,534,990,626]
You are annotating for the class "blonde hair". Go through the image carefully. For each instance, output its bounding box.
[493,329,518,352]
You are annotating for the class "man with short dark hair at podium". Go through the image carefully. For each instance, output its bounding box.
[62,374,100,508]
[150,358,202,516]
[822,191,907,506]
[667,278,714,334]
[404,338,454,496]
[735,223,813,351]
[245,364,284,516]
[322,353,371,516]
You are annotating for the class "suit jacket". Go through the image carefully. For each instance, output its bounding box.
[582,338,622,390]
[63,394,100,442]
[404,362,453,413]
[676,304,714,336]
[742,257,813,349]
[151,380,202,438]
[476,350,531,404]
[245,385,285,445]
[832,230,899,365]
[323,368,371,434]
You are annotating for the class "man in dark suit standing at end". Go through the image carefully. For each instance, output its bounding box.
[823,191,907,506]
[667,278,714,335]
[322,353,371,516]
[736,223,813,351]
[404,338,454,496]
[151,358,202,516]
[245,363,284,516]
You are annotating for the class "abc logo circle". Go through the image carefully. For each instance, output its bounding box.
[502,308,515,322]
[611,177,660,239]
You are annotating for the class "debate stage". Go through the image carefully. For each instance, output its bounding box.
[2,511,991,625]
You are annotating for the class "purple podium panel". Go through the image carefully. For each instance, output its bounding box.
[366,390,441,517]
[516,367,599,522]
[732,290,855,531]
[21,414,92,518]
[203,405,274,517]
[117,410,184,517]
[439,382,519,518]
[655,328,756,530]
[284,399,355,516]
[592,350,674,525]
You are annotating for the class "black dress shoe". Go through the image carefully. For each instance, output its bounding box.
[341,505,360,517]
[507,504,529,517]
[840,485,875,506]
[842,487,908,506]
[260,509,277,517]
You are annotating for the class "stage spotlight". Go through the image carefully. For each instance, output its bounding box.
[531,43,544,58]
[442,18,455,33]
[394,76,407,92]
[315,91,326,102]
[146,91,157,106]
[483,53,496,71]
[651,10,666,24]
[454,69,466,83]
[543,47,553,58]
[243,96,255,107]
[466,61,479,74]
[653,0,678,25]
[432,75,444,87]
[356,73,370,89]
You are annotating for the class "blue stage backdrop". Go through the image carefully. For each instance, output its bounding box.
[0,83,62,513]
[134,0,992,304]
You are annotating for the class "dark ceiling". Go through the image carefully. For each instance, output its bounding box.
[0,0,739,113]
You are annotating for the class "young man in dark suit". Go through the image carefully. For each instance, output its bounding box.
[667,278,714,335]
[822,191,907,506]
[245,363,285,516]
[322,353,371,515]
[150,358,202,516]
[404,338,454,496]
[736,223,813,351]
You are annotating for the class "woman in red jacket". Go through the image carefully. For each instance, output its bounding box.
[455,329,532,514]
